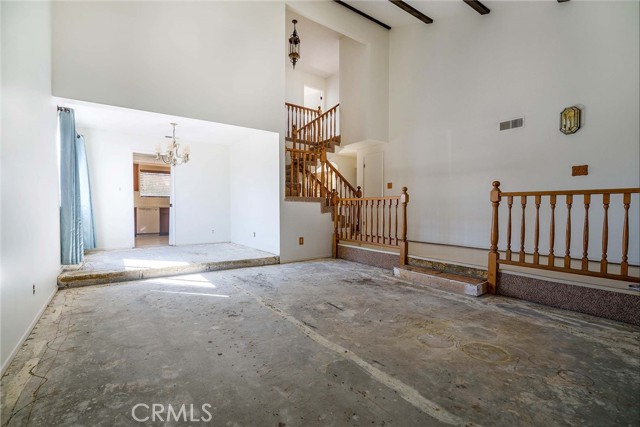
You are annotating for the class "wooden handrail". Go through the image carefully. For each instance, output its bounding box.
[332,187,409,266]
[500,188,639,197]
[297,104,340,152]
[299,104,339,133]
[285,102,320,113]
[322,155,358,199]
[487,181,639,294]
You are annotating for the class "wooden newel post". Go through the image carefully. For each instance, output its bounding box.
[331,189,339,258]
[400,187,409,266]
[487,181,501,294]
[356,186,362,198]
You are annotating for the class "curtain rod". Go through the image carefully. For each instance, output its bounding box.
[57,106,72,112]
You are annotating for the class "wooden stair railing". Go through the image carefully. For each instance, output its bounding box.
[286,103,352,202]
[285,147,323,197]
[487,181,640,294]
[286,103,320,141]
[297,104,340,152]
[332,187,410,266]
[317,151,358,199]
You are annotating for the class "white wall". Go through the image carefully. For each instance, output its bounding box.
[382,1,639,265]
[53,1,285,134]
[81,128,230,249]
[289,1,389,147]
[328,153,357,189]
[325,73,339,110]
[1,1,60,372]
[173,143,230,246]
[280,202,334,262]
[285,68,327,107]
[230,133,280,255]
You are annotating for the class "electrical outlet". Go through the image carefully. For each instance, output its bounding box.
[387,182,393,189]
[33,284,36,295]
[299,237,304,245]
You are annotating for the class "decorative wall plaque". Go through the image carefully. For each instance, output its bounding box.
[560,106,581,134]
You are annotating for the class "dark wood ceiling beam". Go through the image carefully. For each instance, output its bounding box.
[388,0,433,25]
[333,0,392,30]
[463,0,490,15]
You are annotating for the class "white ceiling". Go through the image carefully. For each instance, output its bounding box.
[55,98,272,146]
[334,0,491,28]
[286,9,341,78]
[284,1,494,78]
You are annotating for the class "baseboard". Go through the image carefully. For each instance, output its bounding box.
[1,287,58,376]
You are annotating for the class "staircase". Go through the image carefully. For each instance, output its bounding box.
[284,103,359,209]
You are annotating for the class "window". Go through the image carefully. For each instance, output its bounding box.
[139,171,170,197]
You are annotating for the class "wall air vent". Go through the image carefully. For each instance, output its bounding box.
[499,117,524,131]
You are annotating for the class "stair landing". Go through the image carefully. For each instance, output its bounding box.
[394,265,488,296]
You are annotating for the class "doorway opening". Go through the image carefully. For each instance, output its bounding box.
[304,86,324,112]
[133,153,172,248]
[363,151,383,197]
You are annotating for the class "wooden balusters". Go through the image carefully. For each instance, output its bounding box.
[534,195,541,264]
[490,184,639,287]
[582,194,590,271]
[331,187,409,267]
[564,194,573,269]
[519,196,527,263]
[621,193,631,276]
[601,194,610,273]
[549,195,556,266]
[506,196,513,261]
[285,103,319,141]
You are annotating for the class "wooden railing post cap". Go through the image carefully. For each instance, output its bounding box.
[401,187,409,203]
[356,186,362,197]
[491,181,501,202]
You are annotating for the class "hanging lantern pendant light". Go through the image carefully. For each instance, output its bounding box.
[289,19,300,69]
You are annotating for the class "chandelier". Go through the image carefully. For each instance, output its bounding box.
[288,19,300,69]
[155,123,190,166]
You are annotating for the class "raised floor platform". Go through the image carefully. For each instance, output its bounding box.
[58,243,279,289]
[394,265,488,297]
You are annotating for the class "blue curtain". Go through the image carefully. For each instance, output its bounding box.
[59,108,95,264]
[76,134,96,250]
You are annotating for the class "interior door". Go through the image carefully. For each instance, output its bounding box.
[363,152,383,197]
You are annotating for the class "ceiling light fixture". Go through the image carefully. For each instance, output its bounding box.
[155,123,190,166]
[288,19,300,69]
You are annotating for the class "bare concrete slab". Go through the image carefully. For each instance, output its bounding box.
[58,242,279,288]
[3,259,639,426]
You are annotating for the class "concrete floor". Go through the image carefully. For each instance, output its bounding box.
[2,259,639,426]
